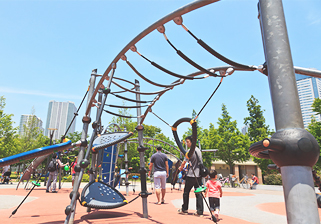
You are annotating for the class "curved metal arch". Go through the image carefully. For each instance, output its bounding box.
[104,123,122,133]
[139,137,184,157]
[126,137,183,159]
[126,141,182,162]
[85,0,219,115]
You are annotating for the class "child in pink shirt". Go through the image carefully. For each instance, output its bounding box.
[205,170,222,220]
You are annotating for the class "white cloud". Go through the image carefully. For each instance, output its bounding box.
[0,87,82,100]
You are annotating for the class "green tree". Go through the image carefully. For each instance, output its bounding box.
[65,131,82,143]
[214,104,250,174]
[312,98,321,115]
[244,95,273,177]
[0,96,19,158]
[109,107,170,172]
[308,98,321,170]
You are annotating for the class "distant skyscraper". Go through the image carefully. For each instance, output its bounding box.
[45,101,77,140]
[241,125,248,135]
[296,74,321,128]
[19,115,43,136]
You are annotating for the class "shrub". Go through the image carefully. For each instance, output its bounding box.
[265,174,282,185]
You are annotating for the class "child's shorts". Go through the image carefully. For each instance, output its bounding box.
[209,197,220,211]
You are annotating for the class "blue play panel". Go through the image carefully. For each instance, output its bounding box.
[0,141,72,167]
[80,180,127,209]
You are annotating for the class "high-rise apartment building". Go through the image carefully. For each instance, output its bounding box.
[45,101,77,140]
[19,115,44,136]
[241,125,248,135]
[295,74,321,128]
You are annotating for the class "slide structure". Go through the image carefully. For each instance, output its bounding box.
[0,140,72,167]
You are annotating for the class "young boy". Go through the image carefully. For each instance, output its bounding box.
[205,170,222,220]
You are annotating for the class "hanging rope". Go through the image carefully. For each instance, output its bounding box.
[150,110,172,128]
[111,93,153,103]
[195,77,223,120]
[130,47,204,80]
[106,104,149,109]
[125,60,183,88]
[177,20,255,71]
[160,31,219,78]
[103,109,142,119]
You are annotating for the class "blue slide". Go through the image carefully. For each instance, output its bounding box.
[0,140,72,167]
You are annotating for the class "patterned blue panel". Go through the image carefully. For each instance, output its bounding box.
[101,144,118,185]
[81,181,127,209]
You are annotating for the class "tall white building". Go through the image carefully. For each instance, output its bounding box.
[45,101,77,140]
[296,74,321,128]
[241,125,248,135]
[19,115,43,136]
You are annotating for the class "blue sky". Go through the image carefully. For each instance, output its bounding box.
[1,0,320,140]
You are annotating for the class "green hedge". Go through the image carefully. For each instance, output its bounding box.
[265,174,282,185]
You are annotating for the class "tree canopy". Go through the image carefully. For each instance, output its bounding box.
[0,96,19,158]
[244,95,273,176]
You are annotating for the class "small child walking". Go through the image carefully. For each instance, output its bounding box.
[205,170,222,221]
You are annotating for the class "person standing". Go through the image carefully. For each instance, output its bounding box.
[1,165,11,183]
[178,136,204,217]
[148,145,169,205]
[46,153,68,193]
[70,157,78,187]
[205,170,222,221]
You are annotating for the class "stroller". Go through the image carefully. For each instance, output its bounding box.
[1,171,12,184]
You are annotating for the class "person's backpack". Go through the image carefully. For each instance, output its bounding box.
[48,158,58,172]
[195,151,209,177]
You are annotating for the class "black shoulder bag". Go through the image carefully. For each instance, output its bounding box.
[195,150,209,177]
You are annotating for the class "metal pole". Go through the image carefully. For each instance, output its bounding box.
[258,1,320,223]
[44,129,56,186]
[66,69,97,224]
[90,88,103,182]
[124,127,129,196]
[135,79,148,218]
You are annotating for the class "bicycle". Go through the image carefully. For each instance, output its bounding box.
[235,175,249,189]
[219,176,230,187]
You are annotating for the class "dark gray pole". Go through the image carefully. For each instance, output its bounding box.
[66,69,97,224]
[124,127,129,196]
[135,79,149,218]
[258,1,320,223]
[44,129,56,186]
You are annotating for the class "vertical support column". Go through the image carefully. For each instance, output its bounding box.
[65,69,97,224]
[135,79,149,218]
[90,88,103,182]
[44,129,56,186]
[124,127,129,196]
[258,1,320,223]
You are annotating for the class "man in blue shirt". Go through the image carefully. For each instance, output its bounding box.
[148,145,169,205]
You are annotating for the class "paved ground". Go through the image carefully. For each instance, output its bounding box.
[0,181,320,224]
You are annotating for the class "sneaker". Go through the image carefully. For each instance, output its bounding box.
[46,190,49,193]
[177,208,188,215]
[193,212,203,217]
[52,191,58,193]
